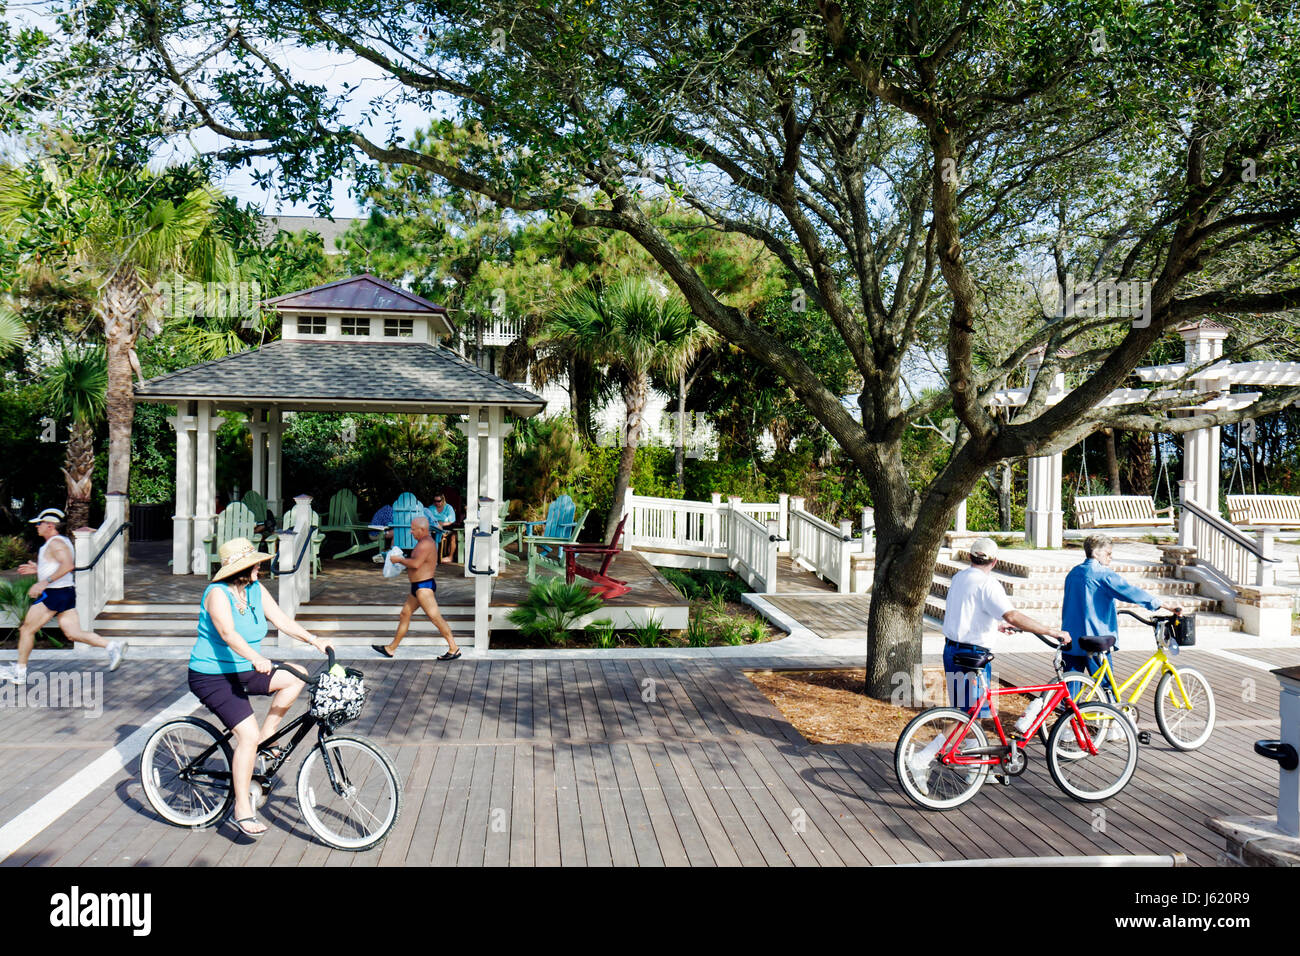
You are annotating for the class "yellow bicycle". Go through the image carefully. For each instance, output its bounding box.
[1062,609,1215,752]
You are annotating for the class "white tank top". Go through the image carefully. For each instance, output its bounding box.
[37,535,74,589]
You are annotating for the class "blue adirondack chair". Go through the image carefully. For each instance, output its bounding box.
[391,492,425,551]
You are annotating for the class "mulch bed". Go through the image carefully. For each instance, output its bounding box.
[746,667,1039,745]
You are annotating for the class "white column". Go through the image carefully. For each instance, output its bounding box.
[462,406,481,578]
[486,406,504,506]
[266,406,283,520]
[192,401,215,574]
[953,499,968,534]
[248,409,268,497]
[1180,322,1229,513]
[1026,452,1064,549]
[169,402,196,574]
[777,492,790,554]
[73,527,94,632]
[104,492,127,602]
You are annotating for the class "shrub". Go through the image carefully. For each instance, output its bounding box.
[507,577,605,646]
[630,613,665,648]
[0,536,30,569]
[589,618,617,648]
[686,608,710,647]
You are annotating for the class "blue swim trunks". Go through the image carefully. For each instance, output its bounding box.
[410,578,436,595]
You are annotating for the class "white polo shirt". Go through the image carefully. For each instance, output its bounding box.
[941,565,1013,649]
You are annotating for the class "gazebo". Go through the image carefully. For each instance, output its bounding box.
[135,274,545,576]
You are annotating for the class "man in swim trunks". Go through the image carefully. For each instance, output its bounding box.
[0,508,126,684]
[372,515,461,661]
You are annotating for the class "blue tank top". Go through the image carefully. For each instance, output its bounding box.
[189,581,268,674]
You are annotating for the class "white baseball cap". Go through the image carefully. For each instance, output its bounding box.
[29,507,65,525]
[969,537,999,562]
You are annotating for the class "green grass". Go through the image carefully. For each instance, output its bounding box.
[630,613,666,648]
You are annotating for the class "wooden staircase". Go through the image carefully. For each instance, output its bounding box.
[924,550,1244,637]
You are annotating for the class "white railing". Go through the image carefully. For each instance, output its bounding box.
[1179,486,1279,587]
[620,488,873,592]
[276,495,316,626]
[624,491,729,554]
[725,505,779,593]
[475,316,525,347]
[74,493,128,631]
[788,498,855,593]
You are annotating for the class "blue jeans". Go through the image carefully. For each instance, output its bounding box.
[1062,650,1116,699]
[943,641,993,718]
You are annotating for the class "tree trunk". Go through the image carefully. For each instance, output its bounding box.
[675,372,686,492]
[865,516,948,700]
[100,267,142,499]
[62,418,95,531]
[998,462,1012,531]
[1103,427,1121,494]
[607,373,647,541]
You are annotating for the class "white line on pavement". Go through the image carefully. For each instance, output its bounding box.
[0,690,200,863]
[1203,648,1281,673]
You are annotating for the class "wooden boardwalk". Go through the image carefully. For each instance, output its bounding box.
[0,645,1289,866]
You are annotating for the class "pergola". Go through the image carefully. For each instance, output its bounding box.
[986,320,1300,546]
[134,274,546,575]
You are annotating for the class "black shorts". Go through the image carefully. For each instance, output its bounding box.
[188,668,276,731]
[410,578,436,595]
[36,588,76,614]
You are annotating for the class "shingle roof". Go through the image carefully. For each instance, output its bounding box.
[264,274,448,315]
[135,341,544,414]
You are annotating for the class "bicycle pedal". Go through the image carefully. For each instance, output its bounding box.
[1138,731,1152,745]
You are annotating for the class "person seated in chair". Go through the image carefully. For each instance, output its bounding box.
[426,493,458,564]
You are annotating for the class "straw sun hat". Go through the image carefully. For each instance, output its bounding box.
[212,537,274,582]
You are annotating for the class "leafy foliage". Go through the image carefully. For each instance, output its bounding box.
[506,577,606,645]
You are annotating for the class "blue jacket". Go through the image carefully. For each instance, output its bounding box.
[1062,558,1161,644]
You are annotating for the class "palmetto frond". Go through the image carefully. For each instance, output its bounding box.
[43,346,108,425]
[0,305,29,356]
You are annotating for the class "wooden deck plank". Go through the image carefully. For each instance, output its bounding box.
[589,742,640,866]
[552,743,587,866]
[606,741,664,867]
[509,744,535,867]
[625,743,691,867]
[532,744,562,867]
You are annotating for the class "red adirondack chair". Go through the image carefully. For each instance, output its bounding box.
[564,514,630,599]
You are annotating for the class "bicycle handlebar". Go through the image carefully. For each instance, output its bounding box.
[270,646,337,687]
[1119,608,1181,629]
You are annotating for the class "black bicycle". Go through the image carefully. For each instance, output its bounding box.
[140,649,401,851]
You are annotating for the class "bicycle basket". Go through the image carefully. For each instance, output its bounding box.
[310,667,367,726]
[1165,613,1196,647]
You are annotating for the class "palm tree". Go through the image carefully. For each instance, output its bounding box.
[0,305,28,356]
[540,278,711,539]
[43,347,108,530]
[0,150,233,501]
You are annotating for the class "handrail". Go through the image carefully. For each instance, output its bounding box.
[74,521,132,572]
[1181,499,1281,562]
[273,525,318,575]
[789,506,852,541]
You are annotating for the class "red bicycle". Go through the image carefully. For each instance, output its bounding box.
[894,634,1139,810]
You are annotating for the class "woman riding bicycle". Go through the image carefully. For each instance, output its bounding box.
[187,537,333,837]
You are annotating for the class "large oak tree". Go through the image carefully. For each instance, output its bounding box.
[11,0,1300,695]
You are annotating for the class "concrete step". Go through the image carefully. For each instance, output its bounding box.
[922,592,1239,630]
[930,571,1200,599]
[937,555,1175,581]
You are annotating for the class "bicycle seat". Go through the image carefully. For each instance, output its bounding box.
[951,648,993,671]
[1078,634,1116,654]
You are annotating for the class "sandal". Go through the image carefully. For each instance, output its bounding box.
[258,745,288,763]
[371,644,394,658]
[437,650,462,662]
[233,816,266,837]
